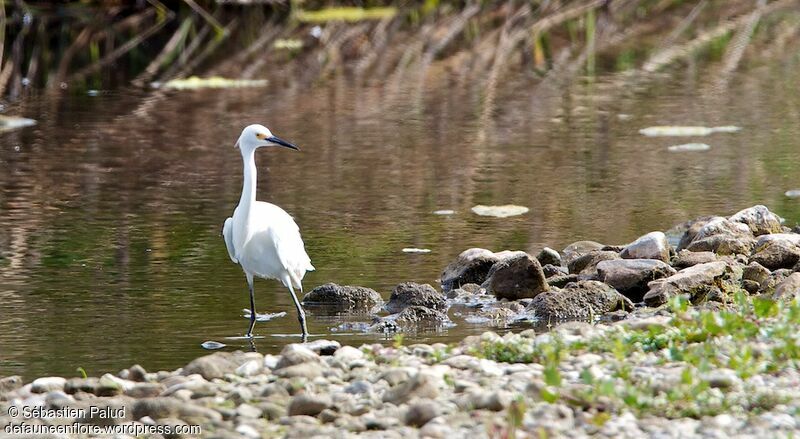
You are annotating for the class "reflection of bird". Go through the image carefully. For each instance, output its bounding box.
[223,124,314,340]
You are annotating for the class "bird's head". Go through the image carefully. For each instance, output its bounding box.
[235,124,299,152]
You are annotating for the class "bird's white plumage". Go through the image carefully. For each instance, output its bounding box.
[225,201,314,289]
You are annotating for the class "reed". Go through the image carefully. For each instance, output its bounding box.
[0,0,798,101]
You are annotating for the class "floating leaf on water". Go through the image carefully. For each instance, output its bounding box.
[402,248,431,254]
[471,205,529,218]
[667,143,711,152]
[0,115,37,132]
[273,39,303,50]
[711,125,742,133]
[639,126,742,137]
[153,76,268,90]
[201,341,226,350]
[785,190,800,198]
[242,310,287,322]
[296,7,397,23]
[433,209,455,215]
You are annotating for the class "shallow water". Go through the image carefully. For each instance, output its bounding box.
[2,60,800,379]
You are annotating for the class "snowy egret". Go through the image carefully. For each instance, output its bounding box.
[223,124,314,340]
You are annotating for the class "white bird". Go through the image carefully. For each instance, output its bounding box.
[223,124,314,340]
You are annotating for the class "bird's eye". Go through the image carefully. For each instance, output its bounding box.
[255,133,264,140]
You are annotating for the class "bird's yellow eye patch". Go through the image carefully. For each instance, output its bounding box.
[256,133,267,140]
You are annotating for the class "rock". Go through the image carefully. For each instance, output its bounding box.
[677,216,719,251]
[620,232,670,262]
[404,400,440,427]
[694,217,752,241]
[276,344,320,369]
[643,261,742,307]
[743,279,761,294]
[182,352,242,380]
[672,250,717,268]
[97,373,135,396]
[460,390,512,411]
[440,248,500,291]
[124,383,164,398]
[0,375,22,394]
[729,205,783,236]
[31,377,66,393]
[132,397,222,423]
[274,363,323,379]
[750,240,800,270]
[334,345,364,363]
[562,241,606,267]
[756,233,800,248]
[701,369,742,390]
[385,282,446,313]
[481,252,549,300]
[547,274,580,288]
[303,339,341,356]
[742,262,771,284]
[288,393,332,416]
[537,247,562,267]
[567,251,620,275]
[128,364,148,382]
[772,272,800,301]
[302,283,383,311]
[229,387,253,405]
[683,217,755,255]
[63,378,99,395]
[526,281,634,320]
[542,264,567,277]
[236,360,263,377]
[393,306,450,325]
[687,234,755,255]
[760,269,793,296]
[596,259,676,301]
[237,403,262,419]
[382,372,440,404]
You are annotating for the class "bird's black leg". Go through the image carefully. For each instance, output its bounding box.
[246,275,256,337]
[288,284,308,342]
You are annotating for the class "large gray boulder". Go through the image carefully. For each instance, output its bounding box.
[302,283,383,312]
[596,259,676,301]
[679,216,755,255]
[385,282,446,313]
[750,240,800,270]
[481,252,549,300]
[440,248,499,292]
[525,281,633,320]
[729,205,783,236]
[643,261,743,307]
[620,232,670,262]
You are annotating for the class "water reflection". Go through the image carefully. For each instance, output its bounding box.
[2,61,800,379]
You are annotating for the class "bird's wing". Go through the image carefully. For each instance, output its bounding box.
[256,202,314,286]
[222,217,238,263]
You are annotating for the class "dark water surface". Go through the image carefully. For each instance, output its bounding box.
[3,61,800,379]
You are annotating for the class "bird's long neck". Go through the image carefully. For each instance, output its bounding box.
[239,148,257,213]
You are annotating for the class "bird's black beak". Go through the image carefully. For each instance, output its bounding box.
[268,136,299,151]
